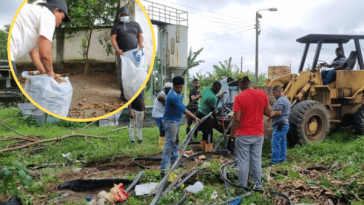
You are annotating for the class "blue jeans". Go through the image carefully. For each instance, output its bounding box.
[160,120,180,171]
[321,70,337,85]
[271,124,289,164]
[154,117,165,136]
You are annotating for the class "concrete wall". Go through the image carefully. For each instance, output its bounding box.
[17,1,154,72]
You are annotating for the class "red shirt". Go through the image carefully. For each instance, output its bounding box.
[233,89,269,136]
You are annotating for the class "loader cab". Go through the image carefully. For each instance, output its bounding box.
[296,34,364,88]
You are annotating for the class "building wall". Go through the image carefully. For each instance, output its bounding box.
[268,66,291,80]
[17,0,154,71]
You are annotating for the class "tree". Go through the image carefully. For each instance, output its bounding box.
[188,47,205,69]
[190,57,267,91]
[0,25,10,60]
[212,57,240,80]
[60,0,118,75]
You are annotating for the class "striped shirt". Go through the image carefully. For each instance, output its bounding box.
[332,55,347,70]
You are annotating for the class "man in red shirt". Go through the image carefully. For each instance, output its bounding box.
[230,76,271,190]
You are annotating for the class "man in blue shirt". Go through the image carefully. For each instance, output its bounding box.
[268,85,291,165]
[160,76,200,175]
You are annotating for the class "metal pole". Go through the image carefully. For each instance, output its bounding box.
[241,56,243,73]
[151,60,156,106]
[255,12,259,85]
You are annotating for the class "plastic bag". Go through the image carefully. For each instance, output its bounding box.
[186,181,204,194]
[22,71,73,117]
[98,183,130,202]
[120,48,148,101]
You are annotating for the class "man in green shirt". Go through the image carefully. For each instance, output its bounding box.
[196,81,222,147]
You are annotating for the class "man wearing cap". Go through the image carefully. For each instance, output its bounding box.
[10,0,71,77]
[110,6,144,101]
[152,82,172,148]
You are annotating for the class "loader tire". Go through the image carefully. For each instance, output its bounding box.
[287,100,330,145]
[353,105,364,135]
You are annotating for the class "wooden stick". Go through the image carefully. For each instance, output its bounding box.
[72,120,98,134]
[0,122,25,136]
[0,134,108,152]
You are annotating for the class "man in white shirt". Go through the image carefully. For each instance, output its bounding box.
[152,82,172,148]
[10,0,71,77]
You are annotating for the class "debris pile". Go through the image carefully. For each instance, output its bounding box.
[69,102,124,118]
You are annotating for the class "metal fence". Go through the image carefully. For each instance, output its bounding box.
[141,0,188,27]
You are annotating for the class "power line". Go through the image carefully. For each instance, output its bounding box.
[260,24,297,41]
[189,14,254,27]
[261,29,301,47]
[197,26,256,35]
[193,28,255,42]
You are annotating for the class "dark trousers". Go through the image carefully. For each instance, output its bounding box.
[196,111,213,143]
[186,107,198,138]
[321,70,337,85]
[117,56,126,100]
[11,61,17,78]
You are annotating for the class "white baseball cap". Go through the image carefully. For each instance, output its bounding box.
[164,82,172,88]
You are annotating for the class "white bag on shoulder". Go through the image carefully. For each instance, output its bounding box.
[120,48,148,100]
[22,71,73,117]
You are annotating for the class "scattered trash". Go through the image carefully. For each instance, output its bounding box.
[186,181,204,194]
[62,153,71,158]
[98,183,130,202]
[210,190,218,199]
[86,195,92,201]
[87,199,105,205]
[229,197,242,205]
[135,183,159,196]
[49,192,69,203]
[329,161,339,170]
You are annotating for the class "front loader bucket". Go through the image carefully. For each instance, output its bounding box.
[255,86,276,140]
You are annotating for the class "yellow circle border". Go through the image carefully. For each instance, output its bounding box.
[7,0,156,122]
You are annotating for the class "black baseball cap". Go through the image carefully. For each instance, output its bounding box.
[41,0,71,22]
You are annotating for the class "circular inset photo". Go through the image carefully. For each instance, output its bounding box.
[8,0,155,121]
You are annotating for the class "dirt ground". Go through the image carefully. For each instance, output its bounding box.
[20,72,127,119]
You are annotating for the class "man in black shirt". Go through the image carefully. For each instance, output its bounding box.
[128,92,147,144]
[186,79,201,136]
[110,5,144,101]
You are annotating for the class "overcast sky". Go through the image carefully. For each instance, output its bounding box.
[2,0,364,77]
[145,0,364,77]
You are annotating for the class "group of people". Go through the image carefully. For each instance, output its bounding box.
[128,75,292,190]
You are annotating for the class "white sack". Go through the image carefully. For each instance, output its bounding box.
[22,71,73,117]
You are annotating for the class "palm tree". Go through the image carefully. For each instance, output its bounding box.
[188,47,205,69]
[213,57,240,79]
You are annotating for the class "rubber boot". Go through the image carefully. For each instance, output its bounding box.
[159,136,165,149]
[200,140,206,151]
[205,143,213,152]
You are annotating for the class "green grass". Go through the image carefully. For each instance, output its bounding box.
[1,106,364,204]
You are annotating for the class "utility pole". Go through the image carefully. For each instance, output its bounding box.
[240,56,243,73]
[255,12,261,85]
[255,8,277,85]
